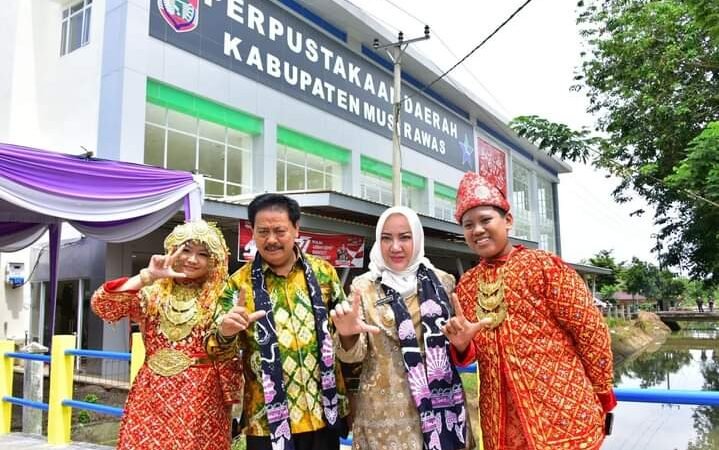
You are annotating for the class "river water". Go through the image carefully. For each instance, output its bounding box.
[602,327,719,450]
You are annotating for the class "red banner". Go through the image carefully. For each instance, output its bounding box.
[238,220,365,268]
[477,138,508,196]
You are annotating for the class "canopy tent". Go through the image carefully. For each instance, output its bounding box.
[0,143,203,339]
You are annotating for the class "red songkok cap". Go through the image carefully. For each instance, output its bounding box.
[454,171,510,222]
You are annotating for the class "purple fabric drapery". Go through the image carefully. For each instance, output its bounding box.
[0,143,204,345]
[0,143,193,199]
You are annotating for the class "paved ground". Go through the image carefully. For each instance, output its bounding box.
[0,433,350,449]
[0,433,113,449]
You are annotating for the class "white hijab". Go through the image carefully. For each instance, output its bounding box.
[368,206,435,297]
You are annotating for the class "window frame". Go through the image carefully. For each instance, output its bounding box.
[60,0,92,56]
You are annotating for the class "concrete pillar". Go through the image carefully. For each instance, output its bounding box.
[21,341,48,435]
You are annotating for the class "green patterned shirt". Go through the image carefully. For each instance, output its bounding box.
[211,252,349,436]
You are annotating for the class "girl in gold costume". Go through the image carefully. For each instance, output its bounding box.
[91,220,241,450]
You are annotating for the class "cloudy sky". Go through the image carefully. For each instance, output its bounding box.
[350,0,660,265]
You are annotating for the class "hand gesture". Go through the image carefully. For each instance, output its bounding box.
[146,245,188,281]
[330,291,380,337]
[219,288,267,337]
[442,293,493,353]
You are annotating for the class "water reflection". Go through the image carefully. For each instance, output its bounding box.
[603,330,719,450]
[688,349,719,450]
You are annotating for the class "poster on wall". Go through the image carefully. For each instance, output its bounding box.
[477,138,508,196]
[238,220,365,268]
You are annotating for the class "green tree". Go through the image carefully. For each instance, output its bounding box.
[587,249,624,291]
[621,257,658,302]
[510,1,719,281]
[599,283,619,304]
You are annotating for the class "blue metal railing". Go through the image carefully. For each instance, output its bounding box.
[63,348,130,417]
[4,352,51,363]
[61,400,123,417]
[615,388,719,406]
[65,349,130,361]
[2,396,49,411]
[2,351,51,413]
[457,363,719,406]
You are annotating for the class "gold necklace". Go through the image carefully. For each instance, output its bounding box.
[159,284,202,341]
[476,268,507,330]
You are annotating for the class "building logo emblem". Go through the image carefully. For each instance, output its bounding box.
[158,0,199,33]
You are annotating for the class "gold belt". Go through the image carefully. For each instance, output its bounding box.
[147,348,213,377]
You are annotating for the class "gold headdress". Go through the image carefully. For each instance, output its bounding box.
[152,220,229,342]
[163,220,229,264]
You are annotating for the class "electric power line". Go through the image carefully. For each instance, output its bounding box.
[380,0,515,118]
[401,0,535,104]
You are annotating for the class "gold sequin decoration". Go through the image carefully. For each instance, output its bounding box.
[476,269,507,330]
[147,348,192,377]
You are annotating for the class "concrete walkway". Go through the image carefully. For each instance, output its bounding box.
[0,433,113,449]
[0,433,350,449]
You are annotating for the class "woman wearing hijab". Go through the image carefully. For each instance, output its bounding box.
[330,206,472,450]
[91,220,241,450]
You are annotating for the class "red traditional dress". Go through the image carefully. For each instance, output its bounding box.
[91,221,241,450]
[452,246,616,450]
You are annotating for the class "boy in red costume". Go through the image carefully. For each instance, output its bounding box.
[443,172,616,450]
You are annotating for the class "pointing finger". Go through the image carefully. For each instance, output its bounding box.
[362,323,381,335]
[451,294,465,321]
[236,288,246,308]
[351,291,362,315]
[248,310,266,323]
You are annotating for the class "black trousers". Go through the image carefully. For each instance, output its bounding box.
[246,420,348,450]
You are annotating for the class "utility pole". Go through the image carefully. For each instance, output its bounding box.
[373,26,430,206]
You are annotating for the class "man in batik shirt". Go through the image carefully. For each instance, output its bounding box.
[207,193,349,450]
[442,172,616,450]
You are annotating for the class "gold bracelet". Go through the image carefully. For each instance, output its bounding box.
[139,268,154,286]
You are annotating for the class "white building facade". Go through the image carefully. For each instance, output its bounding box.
[0,0,568,354]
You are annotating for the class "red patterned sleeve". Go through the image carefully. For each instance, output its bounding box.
[541,254,615,403]
[449,341,477,367]
[90,278,144,324]
[215,356,244,405]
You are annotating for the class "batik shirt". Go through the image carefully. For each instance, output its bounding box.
[208,252,350,436]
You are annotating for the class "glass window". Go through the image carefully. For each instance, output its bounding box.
[228,129,251,149]
[166,131,196,172]
[276,160,286,191]
[227,183,244,196]
[537,177,556,252]
[168,110,197,134]
[275,144,344,192]
[199,119,225,142]
[60,0,92,56]
[205,179,224,197]
[146,104,165,125]
[198,139,225,180]
[307,169,325,190]
[434,197,455,221]
[511,160,533,240]
[286,163,305,190]
[227,148,245,184]
[144,125,165,167]
[144,104,253,197]
[360,173,391,205]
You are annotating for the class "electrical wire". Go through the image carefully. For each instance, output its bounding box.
[13,247,45,289]
[401,0,535,104]
[380,0,514,117]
